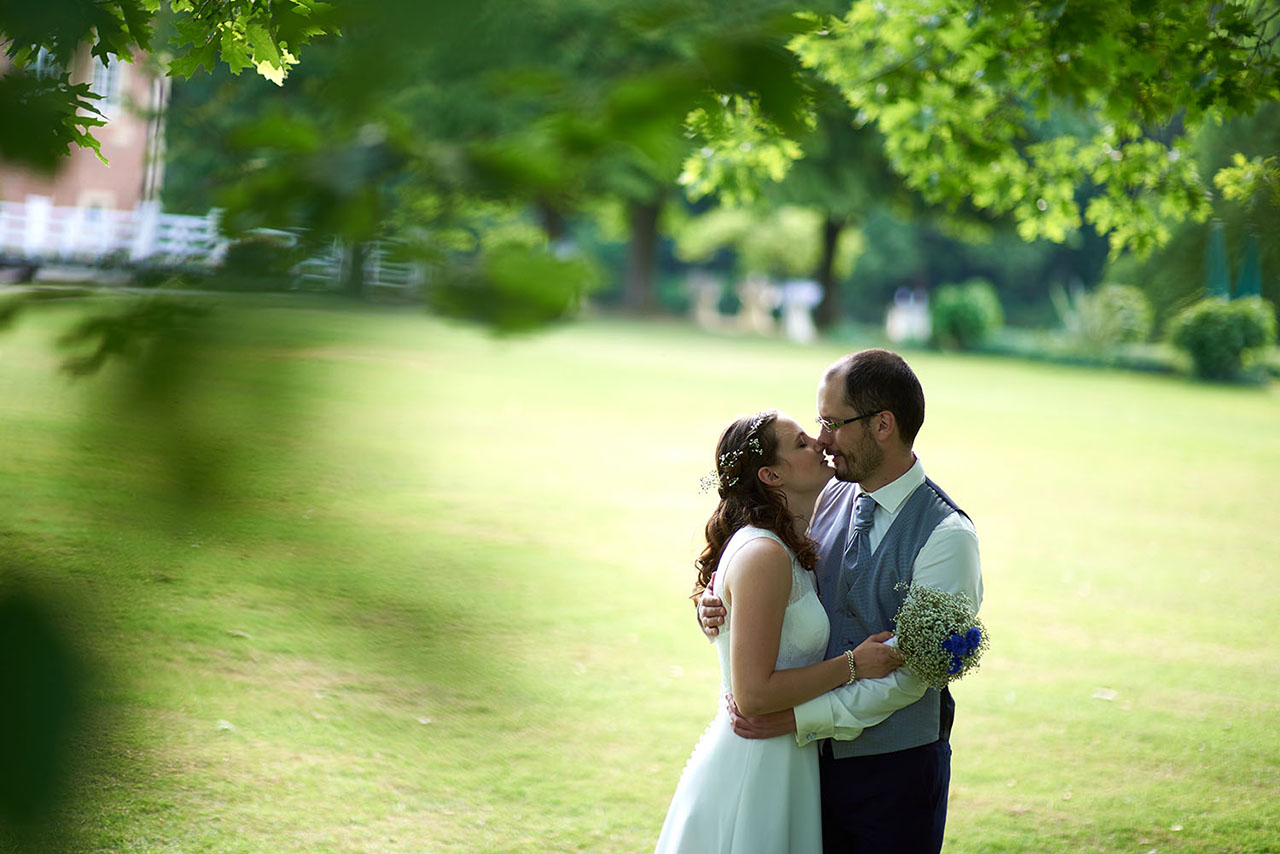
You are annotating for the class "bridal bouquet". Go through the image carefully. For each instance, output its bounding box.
[891,583,988,690]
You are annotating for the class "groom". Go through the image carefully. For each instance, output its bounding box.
[698,348,982,853]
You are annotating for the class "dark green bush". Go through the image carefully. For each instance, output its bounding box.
[1168,297,1278,380]
[214,234,299,291]
[930,278,1003,350]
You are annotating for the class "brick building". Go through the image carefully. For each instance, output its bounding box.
[0,47,169,211]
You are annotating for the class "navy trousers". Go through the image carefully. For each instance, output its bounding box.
[818,740,951,854]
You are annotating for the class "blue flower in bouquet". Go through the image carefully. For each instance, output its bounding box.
[938,626,984,673]
[939,631,971,672]
[891,584,989,689]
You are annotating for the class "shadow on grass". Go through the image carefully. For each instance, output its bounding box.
[0,565,122,854]
[1,296,527,849]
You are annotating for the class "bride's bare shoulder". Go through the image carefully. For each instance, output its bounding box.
[720,535,792,603]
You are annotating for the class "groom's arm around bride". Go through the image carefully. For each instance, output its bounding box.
[700,348,983,854]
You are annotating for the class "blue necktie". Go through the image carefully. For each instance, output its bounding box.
[853,491,877,534]
[836,491,877,610]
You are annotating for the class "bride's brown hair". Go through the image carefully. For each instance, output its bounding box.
[691,410,820,599]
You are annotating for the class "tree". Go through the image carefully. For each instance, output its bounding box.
[688,1,1280,261]
[9,0,1280,324]
[1107,101,1280,321]
[673,203,862,284]
[801,0,1280,257]
[0,0,336,171]
[761,88,903,328]
[388,0,818,313]
[158,0,821,313]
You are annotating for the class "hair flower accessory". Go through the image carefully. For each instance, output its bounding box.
[697,471,723,494]
[698,411,770,495]
[890,583,989,689]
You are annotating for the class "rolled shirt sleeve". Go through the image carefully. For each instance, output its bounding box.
[794,656,928,745]
[794,513,982,746]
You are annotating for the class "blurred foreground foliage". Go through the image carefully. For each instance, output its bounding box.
[6,1,1280,294]
[0,579,86,852]
[0,0,336,170]
[2,0,1280,839]
[152,2,1280,326]
[7,1,1277,327]
[0,293,314,845]
[158,0,828,318]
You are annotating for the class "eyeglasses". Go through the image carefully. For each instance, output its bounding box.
[815,411,881,432]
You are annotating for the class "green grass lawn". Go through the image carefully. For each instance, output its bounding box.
[2,295,1278,853]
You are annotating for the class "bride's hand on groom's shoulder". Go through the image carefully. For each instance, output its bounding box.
[697,590,726,639]
[852,631,904,680]
[725,694,797,739]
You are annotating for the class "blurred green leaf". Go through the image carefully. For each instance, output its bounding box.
[0,582,83,831]
[426,243,602,333]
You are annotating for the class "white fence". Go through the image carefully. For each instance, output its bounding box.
[292,239,422,293]
[0,196,222,264]
[0,195,420,292]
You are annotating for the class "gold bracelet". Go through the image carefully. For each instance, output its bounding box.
[844,650,857,684]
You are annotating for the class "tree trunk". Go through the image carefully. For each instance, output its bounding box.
[624,196,662,313]
[343,241,366,299]
[536,198,568,245]
[813,215,845,331]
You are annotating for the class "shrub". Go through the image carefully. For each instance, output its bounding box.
[1091,283,1154,345]
[930,278,1003,350]
[1051,283,1154,354]
[214,234,299,291]
[1168,297,1278,380]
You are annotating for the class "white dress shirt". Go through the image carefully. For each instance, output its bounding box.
[793,457,983,747]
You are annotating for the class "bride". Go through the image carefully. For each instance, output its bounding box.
[655,410,900,853]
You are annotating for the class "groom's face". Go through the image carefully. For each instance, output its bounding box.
[816,375,883,485]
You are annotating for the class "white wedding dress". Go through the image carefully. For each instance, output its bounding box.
[655,526,830,854]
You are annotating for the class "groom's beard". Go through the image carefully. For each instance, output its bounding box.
[829,437,883,484]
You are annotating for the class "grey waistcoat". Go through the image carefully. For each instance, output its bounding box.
[810,476,967,758]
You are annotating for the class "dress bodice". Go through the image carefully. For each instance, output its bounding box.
[710,526,831,694]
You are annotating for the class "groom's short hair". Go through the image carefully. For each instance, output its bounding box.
[827,349,925,447]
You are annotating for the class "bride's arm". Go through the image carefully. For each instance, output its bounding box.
[724,539,852,717]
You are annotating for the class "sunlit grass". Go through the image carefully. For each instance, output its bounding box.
[1,296,1277,853]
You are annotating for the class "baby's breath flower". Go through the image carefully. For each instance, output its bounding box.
[892,583,989,689]
[697,413,769,495]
